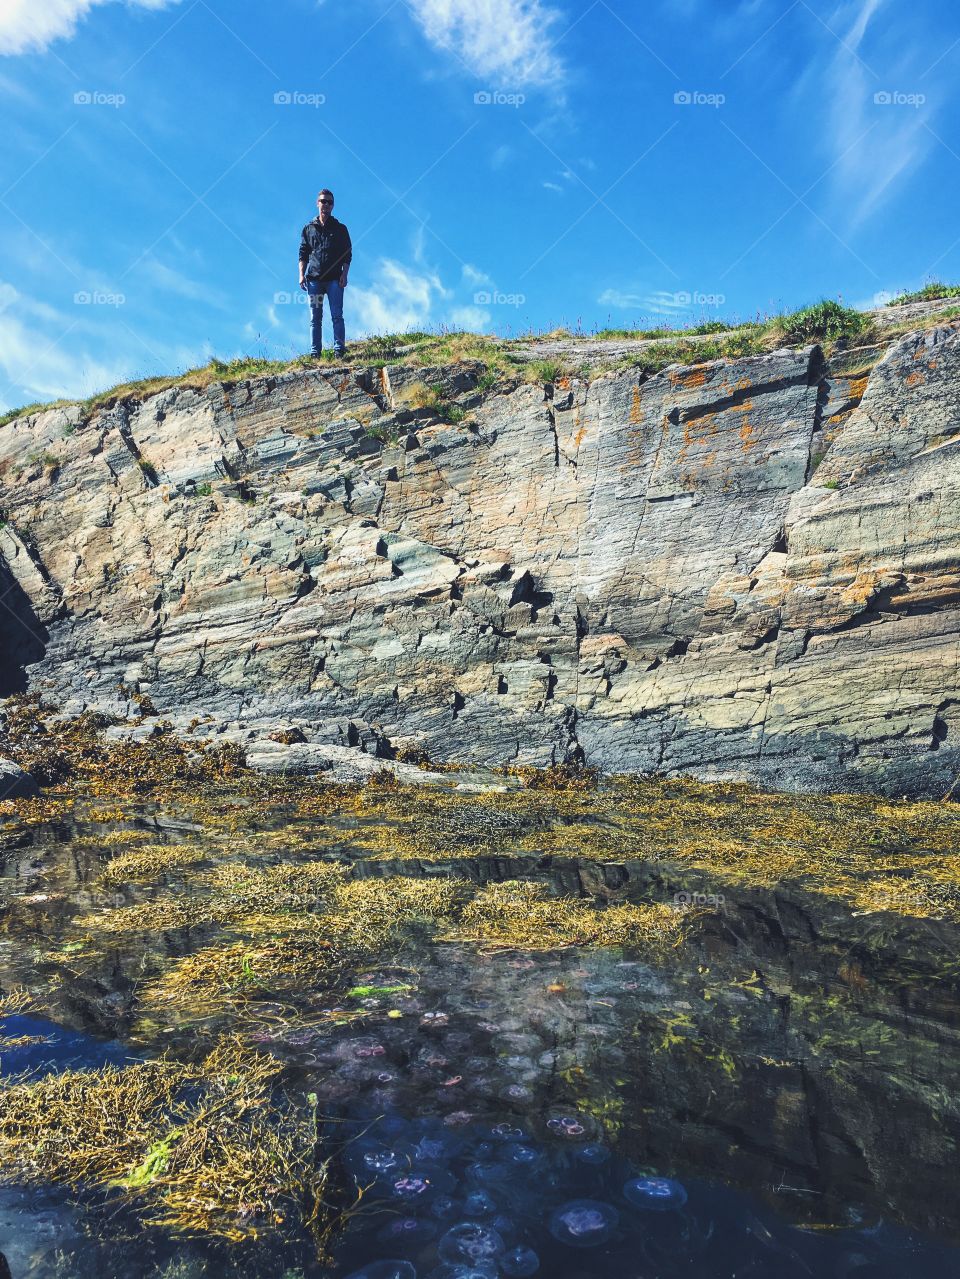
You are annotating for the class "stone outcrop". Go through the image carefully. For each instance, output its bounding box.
[0,757,38,799]
[1,320,959,796]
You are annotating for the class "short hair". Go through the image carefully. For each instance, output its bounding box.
[318,188,334,200]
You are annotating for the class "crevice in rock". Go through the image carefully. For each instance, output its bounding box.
[509,570,554,617]
[804,377,832,484]
[0,552,49,695]
[544,395,561,470]
[832,580,960,633]
[680,370,807,425]
[118,423,159,487]
[931,700,957,751]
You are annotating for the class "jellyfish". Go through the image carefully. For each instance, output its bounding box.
[344,1262,416,1279]
[377,1217,438,1246]
[355,1042,388,1059]
[444,1111,474,1127]
[390,1174,433,1203]
[437,1222,506,1267]
[430,1195,460,1221]
[546,1114,587,1140]
[575,1144,611,1166]
[426,1265,497,1279]
[465,1161,510,1187]
[500,1245,540,1277]
[507,1145,542,1168]
[421,1011,449,1027]
[490,1122,528,1143]
[623,1176,688,1211]
[413,1137,448,1164]
[391,1168,455,1202]
[502,1084,533,1102]
[548,1200,619,1248]
[363,1149,408,1177]
[463,1190,497,1218]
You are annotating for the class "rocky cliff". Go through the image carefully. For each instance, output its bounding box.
[1,316,959,797]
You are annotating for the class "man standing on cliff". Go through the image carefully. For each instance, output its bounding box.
[298,189,352,358]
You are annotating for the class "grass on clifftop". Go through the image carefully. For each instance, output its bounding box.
[887,281,960,306]
[2,293,960,430]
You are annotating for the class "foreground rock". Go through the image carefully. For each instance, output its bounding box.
[0,757,38,799]
[1,321,959,796]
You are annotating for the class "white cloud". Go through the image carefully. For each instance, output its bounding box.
[448,305,490,331]
[0,0,181,56]
[819,0,932,226]
[137,256,226,307]
[461,263,492,288]
[0,281,126,409]
[598,288,689,318]
[350,259,447,336]
[407,0,564,87]
[598,288,644,309]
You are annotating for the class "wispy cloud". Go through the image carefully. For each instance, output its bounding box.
[350,259,449,335]
[0,280,124,408]
[820,0,933,226]
[407,0,565,87]
[598,287,688,317]
[0,0,181,57]
[137,256,226,307]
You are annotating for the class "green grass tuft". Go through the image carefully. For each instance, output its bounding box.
[887,282,960,307]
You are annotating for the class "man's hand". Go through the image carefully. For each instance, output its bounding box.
[339,271,348,289]
[299,275,307,291]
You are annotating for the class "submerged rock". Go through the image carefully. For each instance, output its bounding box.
[0,757,37,799]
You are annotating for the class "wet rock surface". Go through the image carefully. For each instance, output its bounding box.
[0,758,37,800]
[1,780,960,1276]
[1,324,959,796]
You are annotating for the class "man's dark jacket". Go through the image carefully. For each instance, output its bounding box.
[299,215,352,281]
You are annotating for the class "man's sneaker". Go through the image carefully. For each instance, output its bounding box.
[334,347,346,359]
[311,349,322,357]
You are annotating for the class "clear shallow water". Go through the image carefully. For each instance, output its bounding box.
[1,801,960,1277]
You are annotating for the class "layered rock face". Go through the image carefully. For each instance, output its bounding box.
[1,322,959,796]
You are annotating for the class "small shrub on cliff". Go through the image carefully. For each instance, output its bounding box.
[525,359,565,385]
[776,300,869,345]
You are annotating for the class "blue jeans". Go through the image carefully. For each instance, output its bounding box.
[306,277,345,354]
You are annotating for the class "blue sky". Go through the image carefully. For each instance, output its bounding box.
[0,0,957,412]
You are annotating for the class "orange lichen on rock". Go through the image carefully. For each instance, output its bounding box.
[669,367,707,390]
[630,385,643,424]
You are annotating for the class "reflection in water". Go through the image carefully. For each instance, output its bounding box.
[0,799,959,1277]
